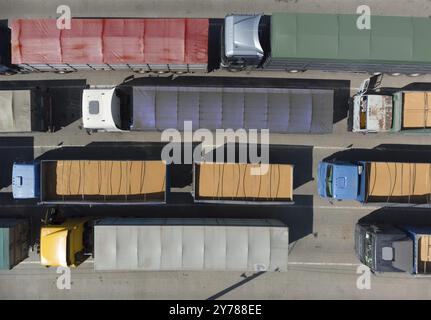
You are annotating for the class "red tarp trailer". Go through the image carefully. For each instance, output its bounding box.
[11,18,209,73]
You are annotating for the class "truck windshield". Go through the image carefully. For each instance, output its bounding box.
[364,232,374,268]
[326,165,333,198]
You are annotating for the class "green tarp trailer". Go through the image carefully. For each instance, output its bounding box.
[266,13,431,74]
[0,219,29,270]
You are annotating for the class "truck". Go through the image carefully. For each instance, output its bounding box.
[82,77,335,133]
[355,222,431,276]
[0,88,52,132]
[0,219,29,270]
[193,162,294,205]
[318,160,431,205]
[3,13,431,75]
[40,217,289,271]
[352,75,431,133]
[12,160,168,205]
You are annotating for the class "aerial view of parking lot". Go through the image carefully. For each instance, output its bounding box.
[2,0,431,304]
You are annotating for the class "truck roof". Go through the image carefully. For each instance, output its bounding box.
[12,163,37,199]
[11,18,208,67]
[194,162,294,203]
[131,86,334,133]
[402,92,431,129]
[82,88,120,131]
[0,90,31,132]
[366,162,431,203]
[94,218,289,271]
[271,13,431,64]
[40,160,166,204]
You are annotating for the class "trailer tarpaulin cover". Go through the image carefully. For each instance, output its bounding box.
[42,160,166,202]
[196,163,294,202]
[271,13,431,64]
[94,218,289,271]
[402,92,431,128]
[366,162,431,203]
[11,18,208,65]
[131,86,334,133]
[0,90,31,132]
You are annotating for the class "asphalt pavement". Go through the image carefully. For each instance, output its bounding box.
[1,0,431,300]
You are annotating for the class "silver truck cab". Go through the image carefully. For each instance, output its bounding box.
[222,15,265,70]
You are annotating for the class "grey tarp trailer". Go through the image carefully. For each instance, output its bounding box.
[94,218,289,272]
[131,86,334,133]
[0,90,31,132]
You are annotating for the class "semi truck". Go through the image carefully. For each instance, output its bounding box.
[318,160,431,205]
[40,217,289,271]
[2,13,431,75]
[82,78,335,133]
[352,75,431,133]
[355,222,431,276]
[0,219,29,270]
[193,162,294,205]
[12,160,168,205]
[0,88,53,132]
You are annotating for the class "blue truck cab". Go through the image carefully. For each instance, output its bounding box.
[12,163,39,199]
[318,161,365,201]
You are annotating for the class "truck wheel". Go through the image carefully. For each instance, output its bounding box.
[228,67,244,72]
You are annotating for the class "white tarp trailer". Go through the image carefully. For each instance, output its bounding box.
[94,218,289,272]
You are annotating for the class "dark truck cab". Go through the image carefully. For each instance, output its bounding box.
[355,223,431,276]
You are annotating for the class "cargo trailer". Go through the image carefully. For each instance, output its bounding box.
[0,219,29,270]
[0,88,52,132]
[1,18,209,74]
[12,160,168,205]
[94,218,289,272]
[318,160,431,205]
[193,162,294,205]
[356,222,431,276]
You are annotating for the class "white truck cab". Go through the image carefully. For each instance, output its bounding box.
[352,74,394,133]
[82,88,123,132]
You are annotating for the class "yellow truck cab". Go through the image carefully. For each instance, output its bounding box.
[40,217,91,267]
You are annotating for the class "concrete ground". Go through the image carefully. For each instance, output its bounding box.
[1,0,431,300]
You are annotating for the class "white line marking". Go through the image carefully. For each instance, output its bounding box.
[19,260,359,268]
[287,262,360,267]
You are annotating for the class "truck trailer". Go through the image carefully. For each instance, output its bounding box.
[318,160,431,205]
[193,162,294,205]
[82,79,335,133]
[12,160,168,205]
[356,222,431,276]
[0,89,52,132]
[352,75,431,133]
[3,13,431,75]
[0,219,29,270]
